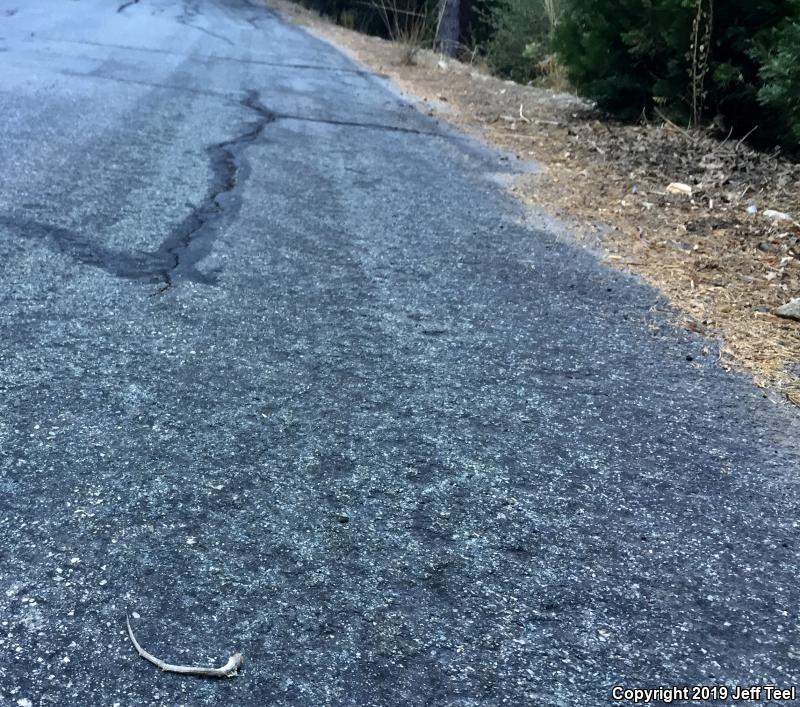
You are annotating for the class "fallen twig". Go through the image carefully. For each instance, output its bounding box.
[589,140,606,156]
[735,125,758,152]
[654,108,697,142]
[491,114,560,127]
[718,125,734,148]
[126,614,243,678]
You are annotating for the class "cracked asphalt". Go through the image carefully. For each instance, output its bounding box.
[1,1,799,705]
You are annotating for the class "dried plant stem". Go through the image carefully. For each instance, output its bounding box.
[690,0,713,127]
[370,0,429,64]
[126,615,243,679]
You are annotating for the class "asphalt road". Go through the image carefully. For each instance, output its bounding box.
[1,1,799,705]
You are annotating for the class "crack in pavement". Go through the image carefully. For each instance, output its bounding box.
[117,0,141,13]
[57,69,452,139]
[153,90,276,291]
[30,37,386,77]
[59,68,239,100]
[1,44,464,293]
[273,111,450,137]
[177,0,235,47]
[0,92,276,291]
[0,216,166,281]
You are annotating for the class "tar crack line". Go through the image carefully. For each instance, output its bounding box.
[117,0,141,13]
[0,92,276,291]
[153,91,276,291]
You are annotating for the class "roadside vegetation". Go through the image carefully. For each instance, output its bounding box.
[292,0,800,153]
[272,0,800,404]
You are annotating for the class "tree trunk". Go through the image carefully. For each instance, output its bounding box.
[436,0,461,56]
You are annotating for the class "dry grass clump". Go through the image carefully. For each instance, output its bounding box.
[369,0,431,65]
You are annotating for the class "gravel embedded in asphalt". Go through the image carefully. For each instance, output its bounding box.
[0,1,799,705]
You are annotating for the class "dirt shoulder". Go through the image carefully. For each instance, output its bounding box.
[267,0,800,405]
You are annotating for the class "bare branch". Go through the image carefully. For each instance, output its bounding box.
[126,614,243,679]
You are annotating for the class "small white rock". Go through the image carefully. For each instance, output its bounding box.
[666,182,692,196]
[763,208,792,221]
[776,299,800,321]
